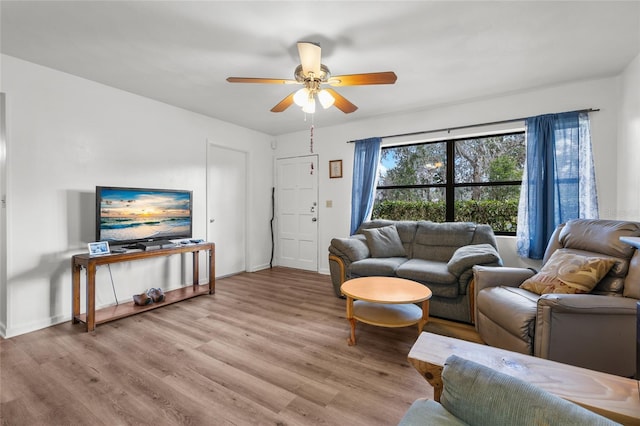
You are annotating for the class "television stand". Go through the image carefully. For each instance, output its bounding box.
[71,242,215,332]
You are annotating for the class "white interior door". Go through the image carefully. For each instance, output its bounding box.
[276,155,318,271]
[207,144,247,277]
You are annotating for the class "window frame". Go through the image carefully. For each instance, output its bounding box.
[374,130,525,235]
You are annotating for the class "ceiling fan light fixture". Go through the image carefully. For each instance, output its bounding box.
[317,89,335,109]
[302,96,316,114]
[293,88,310,107]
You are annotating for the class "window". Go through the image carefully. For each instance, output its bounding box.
[372,132,525,234]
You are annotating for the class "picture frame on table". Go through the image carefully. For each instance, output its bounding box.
[88,241,110,256]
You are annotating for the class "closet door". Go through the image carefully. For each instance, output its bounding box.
[207,144,247,277]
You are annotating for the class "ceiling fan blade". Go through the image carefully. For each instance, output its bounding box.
[328,71,397,86]
[297,42,321,77]
[270,92,296,113]
[227,77,298,84]
[325,88,358,114]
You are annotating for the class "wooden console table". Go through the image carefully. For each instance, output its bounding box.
[408,332,640,425]
[72,242,215,332]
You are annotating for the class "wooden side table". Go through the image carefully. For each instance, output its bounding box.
[408,332,640,424]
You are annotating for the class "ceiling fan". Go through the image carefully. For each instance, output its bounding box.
[226,41,397,114]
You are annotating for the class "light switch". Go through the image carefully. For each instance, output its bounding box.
[326,200,333,208]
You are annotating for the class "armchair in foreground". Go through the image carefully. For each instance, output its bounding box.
[473,219,640,377]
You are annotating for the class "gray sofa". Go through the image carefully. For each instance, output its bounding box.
[328,220,502,324]
[399,354,619,425]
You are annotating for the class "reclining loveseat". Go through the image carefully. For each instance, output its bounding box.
[474,219,640,377]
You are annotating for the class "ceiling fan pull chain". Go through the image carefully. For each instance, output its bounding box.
[310,124,314,153]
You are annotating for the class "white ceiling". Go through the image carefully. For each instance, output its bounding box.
[2,1,639,136]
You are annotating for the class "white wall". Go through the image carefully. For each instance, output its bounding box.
[0,55,274,337]
[275,76,623,273]
[617,52,640,220]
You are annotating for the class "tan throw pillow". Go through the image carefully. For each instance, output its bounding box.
[520,250,616,295]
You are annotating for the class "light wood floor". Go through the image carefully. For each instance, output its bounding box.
[0,267,482,425]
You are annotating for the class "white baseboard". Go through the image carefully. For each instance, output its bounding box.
[3,312,69,338]
[248,263,272,272]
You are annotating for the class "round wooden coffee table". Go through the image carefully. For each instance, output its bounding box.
[340,276,432,346]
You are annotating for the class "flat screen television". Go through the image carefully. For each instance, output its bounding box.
[96,186,193,246]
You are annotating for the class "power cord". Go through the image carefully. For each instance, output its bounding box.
[107,264,119,305]
[270,186,274,269]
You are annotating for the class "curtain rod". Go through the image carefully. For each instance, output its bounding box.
[346,107,600,143]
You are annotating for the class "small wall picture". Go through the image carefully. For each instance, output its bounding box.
[88,241,110,256]
[329,160,343,178]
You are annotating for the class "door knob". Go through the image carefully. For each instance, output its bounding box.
[312,218,317,222]
[209,219,215,223]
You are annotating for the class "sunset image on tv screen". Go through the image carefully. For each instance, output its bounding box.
[99,188,191,242]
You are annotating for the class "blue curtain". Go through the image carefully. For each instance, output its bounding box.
[350,137,381,234]
[516,112,598,259]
